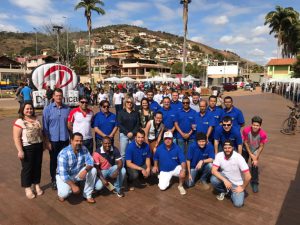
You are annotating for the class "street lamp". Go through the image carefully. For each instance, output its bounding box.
[33,27,38,56]
[180,0,191,78]
[52,25,63,62]
[63,16,69,66]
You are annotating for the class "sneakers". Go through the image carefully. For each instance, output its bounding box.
[251,183,259,193]
[116,190,125,198]
[216,192,226,201]
[178,185,187,195]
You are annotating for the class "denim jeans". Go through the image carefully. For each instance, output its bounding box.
[83,138,93,155]
[210,174,245,208]
[95,165,126,192]
[177,138,194,155]
[242,148,259,184]
[120,133,133,164]
[56,167,97,199]
[186,163,212,187]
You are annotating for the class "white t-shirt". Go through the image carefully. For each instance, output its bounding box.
[113,93,123,105]
[213,151,249,186]
[154,94,163,104]
[98,93,108,103]
[14,118,43,146]
[135,91,145,106]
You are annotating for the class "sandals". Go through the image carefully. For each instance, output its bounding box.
[25,188,36,199]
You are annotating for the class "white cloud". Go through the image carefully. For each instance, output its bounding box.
[249,48,265,56]
[219,35,247,44]
[116,2,150,12]
[131,20,144,26]
[0,23,19,32]
[0,13,9,19]
[251,37,267,44]
[155,3,179,21]
[251,25,269,36]
[191,36,205,43]
[204,15,229,25]
[9,0,52,14]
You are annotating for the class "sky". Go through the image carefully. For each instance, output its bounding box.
[0,0,300,65]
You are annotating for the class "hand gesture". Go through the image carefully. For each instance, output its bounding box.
[223,179,232,190]
[195,160,203,170]
[78,170,87,180]
[71,184,80,194]
[152,166,159,174]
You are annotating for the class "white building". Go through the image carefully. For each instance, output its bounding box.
[102,44,115,50]
[207,61,241,84]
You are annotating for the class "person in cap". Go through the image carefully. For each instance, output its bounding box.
[186,132,215,190]
[211,140,251,208]
[152,131,187,195]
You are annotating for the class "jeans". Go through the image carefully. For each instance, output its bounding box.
[50,140,69,182]
[56,167,97,199]
[83,138,93,155]
[210,174,245,208]
[177,139,194,155]
[127,164,147,182]
[186,163,212,187]
[120,133,133,164]
[242,149,259,184]
[94,165,126,192]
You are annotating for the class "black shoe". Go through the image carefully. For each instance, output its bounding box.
[52,181,57,190]
[115,190,125,197]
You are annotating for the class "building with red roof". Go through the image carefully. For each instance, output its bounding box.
[267,58,297,78]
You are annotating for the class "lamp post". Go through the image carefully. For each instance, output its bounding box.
[33,27,38,56]
[52,25,63,62]
[63,16,69,66]
[180,0,191,78]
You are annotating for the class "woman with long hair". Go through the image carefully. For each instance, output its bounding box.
[13,103,44,199]
[139,98,154,129]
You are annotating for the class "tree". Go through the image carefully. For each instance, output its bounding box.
[292,55,300,78]
[71,54,88,75]
[265,6,300,58]
[171,62,183,74]
[132,36,145,46]
[75,0,105,82]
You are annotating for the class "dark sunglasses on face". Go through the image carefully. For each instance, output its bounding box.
[223,124,232,127]
[182,102,190,104]
[80,101,88,104]
[102,105,109,108]
[126,101,133,104]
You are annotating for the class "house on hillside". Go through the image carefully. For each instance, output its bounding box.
[0,55,26,83]
[26,55,57,72]
[266,58,297,79]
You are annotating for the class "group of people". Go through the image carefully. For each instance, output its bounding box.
[13,87,267,208]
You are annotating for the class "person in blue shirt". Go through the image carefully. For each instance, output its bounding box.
[158,97,176,133]
[170,91,183,113]
[186,132,215,189]
[20,84,32,103]
[207,95,223,125]
[146,89,161,113]
[43,88,70,190]
[214,116,243,155]
[220,96,245,128]
[153,131,187,195]
[174,97,197,154]
[195,100,215,140]
[93,100,118,149]
[125,129,151,191]
[56,132,97,204]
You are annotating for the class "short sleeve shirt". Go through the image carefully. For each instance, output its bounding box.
[195,111,215,135]
[187,142,215,169]
[175,108,197,139]
[242,126,268,153]
[14,118,43,146]
[93,111,117,140]
[220,106,245,128]
[68,108,93,140]
[214,125,243,149]
[125,141,151,166]
[93,146,122,170]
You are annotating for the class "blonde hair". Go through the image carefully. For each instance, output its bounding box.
[123,94,134,109]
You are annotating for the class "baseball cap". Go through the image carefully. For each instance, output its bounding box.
[163,131,173,139]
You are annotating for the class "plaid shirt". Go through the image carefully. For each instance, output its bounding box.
[57,145,94,182]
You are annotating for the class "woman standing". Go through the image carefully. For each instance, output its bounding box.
[13,103,44,199]
[144,112,164,154]
[117,95,140,161]
[139,98,154,129]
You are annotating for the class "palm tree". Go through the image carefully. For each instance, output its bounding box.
[180,0,191,77]
[75,0,105,82]
[265,6,299,58]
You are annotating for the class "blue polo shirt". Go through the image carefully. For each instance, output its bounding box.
[175,108,197,139]
[125,141,151,166]
[158,107,176,130]
[154,143,186,172]
[171,101,183,113]
[43,102,70,142]
[187,142,215,169]
[214,125,243,149]
[207,106,222,125]
[20,86,32,101]
[93,111,117,140]
[220,106,245,128]
[195,111,215,135]
[149,100,161,113]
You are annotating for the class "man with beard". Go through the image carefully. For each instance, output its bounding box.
[211,140,251,208]
[189,92,200,112]
[147,89,161,113]
[56,132,97,203]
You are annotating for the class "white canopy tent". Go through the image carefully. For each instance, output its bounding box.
[104,77,121,82]
[120,77,136,82]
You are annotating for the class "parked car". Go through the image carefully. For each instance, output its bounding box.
[244,83,256,91]
[223,83,237,91]
[234,81,245,88]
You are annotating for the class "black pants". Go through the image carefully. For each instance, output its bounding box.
[21,143,43,187]
[127,164,146,182]
[49,140,69,182]
[242,149,259,184]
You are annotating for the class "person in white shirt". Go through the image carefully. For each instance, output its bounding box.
[98,89,108,105]
[210,140,251,208]
[153,90,163,105]
[190,92,200,112]
[113,89,124,115]
[134,88,145,111]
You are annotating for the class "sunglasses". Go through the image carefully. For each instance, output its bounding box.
[102,105,109,108]
[126,101,133,104]
[80,101,88,104]
[182,102,190,104]
[222,124,232,127]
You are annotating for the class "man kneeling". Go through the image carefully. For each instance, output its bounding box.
[93,137,126,197]
[152,131,187,195]
[210,140,251,207]
[56,132,96,203]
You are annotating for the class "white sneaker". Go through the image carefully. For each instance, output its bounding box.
[178,185,187,195]
[216,192,226,201]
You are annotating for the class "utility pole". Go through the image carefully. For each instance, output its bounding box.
[63,16,69,66]
[33,27,38,56]
[52,25,63,62]
[180,0,191,78]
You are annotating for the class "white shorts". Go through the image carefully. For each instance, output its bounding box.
[158,165,182,190]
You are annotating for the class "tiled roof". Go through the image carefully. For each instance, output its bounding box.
[267,58,297,66]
